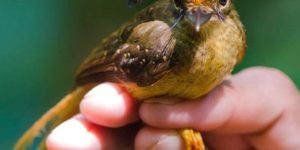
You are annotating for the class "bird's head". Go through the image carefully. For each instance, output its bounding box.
[174,0,232,31]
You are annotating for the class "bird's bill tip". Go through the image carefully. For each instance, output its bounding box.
[188,8,212,32]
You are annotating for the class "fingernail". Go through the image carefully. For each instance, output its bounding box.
[84,83,120,98]
[151,133,183,150]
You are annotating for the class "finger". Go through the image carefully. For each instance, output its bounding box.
[135,127,184,150]
[140,67,297,134]
[46,115,137,150]
[246,107,300,149]
[204,133,253,150]
[80,83,139,128]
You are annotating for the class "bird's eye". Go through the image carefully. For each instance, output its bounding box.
[174,0,184,9]
[219,0,227,6]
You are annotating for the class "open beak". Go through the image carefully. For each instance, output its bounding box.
[188,8,213,32]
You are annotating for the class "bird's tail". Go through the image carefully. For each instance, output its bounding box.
[14,84,95,150]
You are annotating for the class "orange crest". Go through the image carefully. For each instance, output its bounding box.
[193,0,204,5]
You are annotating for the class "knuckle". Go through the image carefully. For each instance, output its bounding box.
[243,67,295,88]
[261,67,294,88]
[237,67,298,105]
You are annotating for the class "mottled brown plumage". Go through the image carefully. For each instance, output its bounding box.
[15,0,246,149]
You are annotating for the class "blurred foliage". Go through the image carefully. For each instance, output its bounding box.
[0,0,299,148]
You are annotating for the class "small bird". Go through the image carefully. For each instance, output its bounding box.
[15,0,246,149]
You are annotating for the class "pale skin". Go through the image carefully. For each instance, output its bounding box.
[46,67,300,150]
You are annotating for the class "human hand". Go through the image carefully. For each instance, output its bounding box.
[137,67,300,150]
[46,67,300,150]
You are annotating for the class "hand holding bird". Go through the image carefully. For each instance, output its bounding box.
[47,67,300,150]
[15,0,246,149]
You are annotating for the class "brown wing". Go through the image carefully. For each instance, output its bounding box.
[75,24,131,85]
[76,21,176,86]
[76,0,187,86]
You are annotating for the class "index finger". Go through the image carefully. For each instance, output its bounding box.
[80,83,139,128]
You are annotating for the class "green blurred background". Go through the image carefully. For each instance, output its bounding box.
[0,0,299,148]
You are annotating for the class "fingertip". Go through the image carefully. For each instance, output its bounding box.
[80,83,138,128]
[47,115,139,150]
[135,127,184,150]
[46,115,102,150]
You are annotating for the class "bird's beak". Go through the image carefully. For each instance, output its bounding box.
[188,8,213,32]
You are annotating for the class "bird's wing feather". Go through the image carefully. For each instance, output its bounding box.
[76,21,176,86]
[76,1,179,86]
